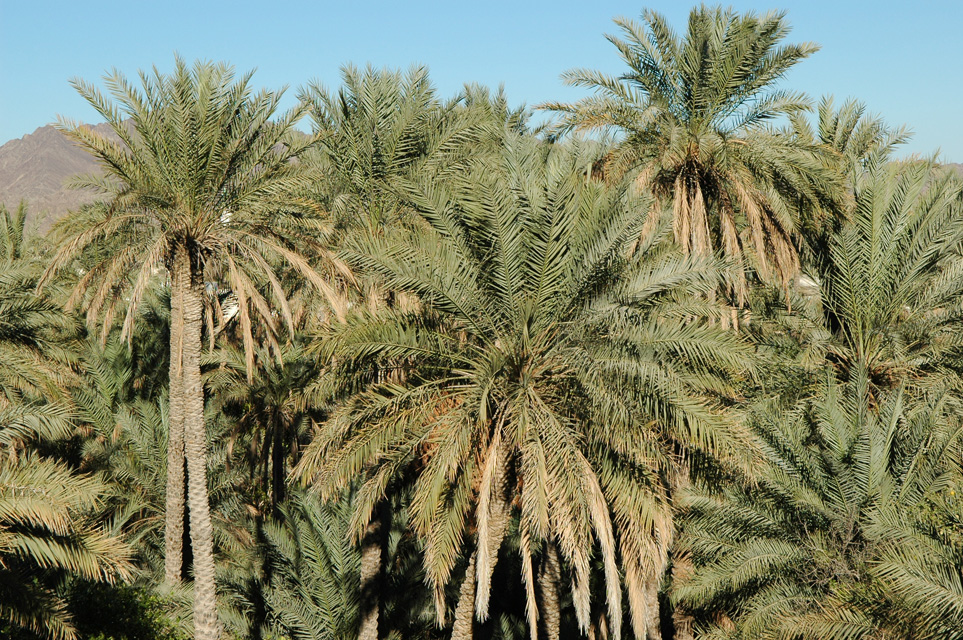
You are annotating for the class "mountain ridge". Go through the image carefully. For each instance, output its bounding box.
[0,124,108,233]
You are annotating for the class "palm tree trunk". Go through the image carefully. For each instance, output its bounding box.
[670,562,694,640]
[475,446,512,620]
[452,551,476,640]
[359,504,383,640]
[539,545,561,640]
[177,252,221,640]
[644,575,662,640]
[165,259,186,584]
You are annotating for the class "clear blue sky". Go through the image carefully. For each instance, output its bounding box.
[2,0,961,159]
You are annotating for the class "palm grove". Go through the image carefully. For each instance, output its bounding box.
[2,6,961,640]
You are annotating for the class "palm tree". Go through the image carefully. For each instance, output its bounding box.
[302,64,482,238]
[786,97,911,269]
[257,491,361,640]
[0,324,131,639]
[0,202,29,264]
[0,456,133,640]
[676,373,963,640]
[296,134,756,639]
[790,159,963,398]
[40,57,327,640]
[541,6,838,317]
[301,64,486,640]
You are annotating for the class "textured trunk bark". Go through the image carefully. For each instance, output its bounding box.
[475,444,512,619]
[180,257,221,640]
[359,504,383,640]
[670,555,694,640]
[669,469,694,640]
[164,254,186,584]
[644,575,662,640]
[539,545,561,640]
[451,551,476,640]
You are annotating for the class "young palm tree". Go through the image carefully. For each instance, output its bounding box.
[302,64,482,238]
[296,134,756,640]
[676,374,963,640]
[541,6,838,314]
[797,159,963,398]
[787,97,911,269]
[0,202,29,264]
[40,57,327,640]
[0,456,133,640]
[206,341,319,516]
[1,323,131,640]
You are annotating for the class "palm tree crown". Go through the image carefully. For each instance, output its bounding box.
[40,57,326,640]
[296,134,755,640]
[542,6,837,308]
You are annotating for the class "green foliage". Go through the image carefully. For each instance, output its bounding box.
[5,7,963,640]
[678,374,963,639]
[297,133,754,639]
[542,5,839,305]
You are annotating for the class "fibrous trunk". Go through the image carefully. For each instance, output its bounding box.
[475,440,512,619]
[451,551,477,640]
[539,545,561,640]
[359,503,383,640]
[670,554,694,640]
[164,255,186,584]
[644,575,662,640]
[175,248,221,640]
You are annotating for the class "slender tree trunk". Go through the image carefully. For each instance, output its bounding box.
[475,445,512,620]
[539,545,561,640]
[452,551,476,640]
[177,252,221,640]
[164,252,186,584]
[644,575,662,640]
[670,560,694,640]
[359,503,383,640]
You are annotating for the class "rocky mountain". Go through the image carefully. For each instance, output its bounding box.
[0,124,108,233]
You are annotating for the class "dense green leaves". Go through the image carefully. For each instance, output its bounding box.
[3,7,963,640]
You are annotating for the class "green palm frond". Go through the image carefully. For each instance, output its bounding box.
[541,6,840,309]
[678,371,963,639]
[298,132,754,639]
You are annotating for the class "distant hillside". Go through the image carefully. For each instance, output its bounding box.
[0,124,108,233]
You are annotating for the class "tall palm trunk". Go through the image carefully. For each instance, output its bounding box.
[173,248,221,640]
[668,470,694,640]
[669,554,694,640]
[453,448,513,639]
[270,419,286,516]
[539,545,561,640]
[359,503,384,640]
[165,260,186,584]
[644,575,663,640]
[452,551,477,640]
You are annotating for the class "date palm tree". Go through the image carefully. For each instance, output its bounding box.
[542,6,838,316]
[0,455,133,640]
[40,57,328,640]
[301,64,485,640]
[792,159,963,398]
[677,374,963,640]
[297,134,756,640]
